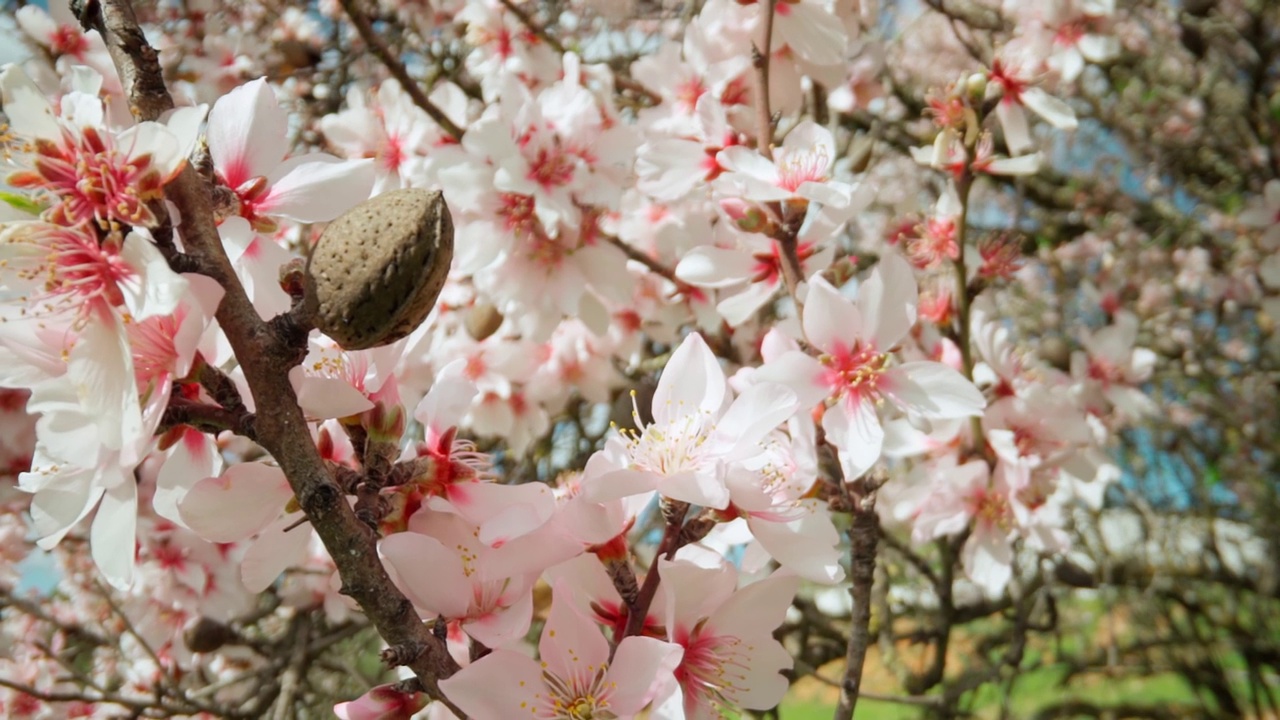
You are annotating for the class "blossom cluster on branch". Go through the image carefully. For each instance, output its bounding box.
[0,0,1276,718]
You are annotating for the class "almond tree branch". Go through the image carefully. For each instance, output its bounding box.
[833,475,881,720]
[753,0,777,160]
[497,0,565,53]
[495,0,662,105]
[621,501,689,641]
[75,0,464,712]
[337,0,465,142]
[601,232,703,298]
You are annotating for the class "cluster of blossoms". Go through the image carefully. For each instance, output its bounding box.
[5,0,1262,717]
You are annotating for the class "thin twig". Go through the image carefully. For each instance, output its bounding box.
[337,0,465,141]
[497,0,565,53]
[271,613,312,720]
[602,233,702,298]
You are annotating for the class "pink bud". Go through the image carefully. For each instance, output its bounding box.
[334,683,429,720]
[719,198,768,233]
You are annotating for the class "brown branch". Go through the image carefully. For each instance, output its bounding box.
[0,677,153,714]
[834,483,879,720]
[337,0,465,142]
[614,75,662,106]
[497,0,565,53]
[493,0,661,106]
[622,501,688,640]
[160,398,257,440]
[196,354,247,414]
[601,233,702,298]
[75,0,464,712]
[271,613,312,720]
[753,0,777,160]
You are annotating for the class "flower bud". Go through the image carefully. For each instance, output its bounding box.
[305,188,454,351]
[965,72,987,103]
[719,198,769,233]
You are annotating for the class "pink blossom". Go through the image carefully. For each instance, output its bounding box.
[987,43,1078,155]
[653,559,799,718]
[715,121,855,209]
[335,683,429,720]
[439,581,682,719]
[584,332,799,510]
[758,256,985,480]
[335,683,430,720]
[0,65,201,229]
[206,77,375,232]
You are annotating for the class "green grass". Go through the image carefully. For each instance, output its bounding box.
[777,664,1202,720]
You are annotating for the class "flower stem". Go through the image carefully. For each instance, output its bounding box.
[621,501,688,640]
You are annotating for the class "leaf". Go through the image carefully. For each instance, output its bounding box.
[0,191,42,216]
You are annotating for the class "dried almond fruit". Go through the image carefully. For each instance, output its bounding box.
[304,188,453,350]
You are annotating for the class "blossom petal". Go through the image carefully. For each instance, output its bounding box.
[652,332,726,424]
[178,463,294,543]
[240,513,312,592]
[777,3,848,65]
[675,246,757,288]
[661,469,731,510]
[463,587,533,649]
[439,650,545,720]
[28,471,102,548]
[1021,87,1077,130]
[824,398,883,480]
[154,428,220,525]
[68,319,143,459]
[207,77,288,186]
[713,382,798,460]
[379,531,471,619]
[997,100,1033,155]
[541,584,610,676]
[802,275,862,351]
[289,368,375,420]
[119,230,189,321]
[859,253,917,350]
[91,481,137,589]
[260,156,376,223]
[607,636,684,715]
[582,468,660,503]
[748,503,845,584]
[0,65,58,141]
[883,362,986,419]
[755,350,829,409]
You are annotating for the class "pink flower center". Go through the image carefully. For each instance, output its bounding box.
[499,192,538,237]
[9,127,164,228]
[906,218,959,268]
[751,240,817,285]
[675,76,707,114]
[527,144,576,190]
[523,233,571,269]
[674,625,748,711]
[381,133,406,172]
[1087,356,1124,386]
[5,223,135,320]
[50,24,89,58]
[989,59,1028,105]
[537,664,617,720]
[775,146,830,192]
[820,341,889,405]
[967,486,1012,530]
[128,310,183,387]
